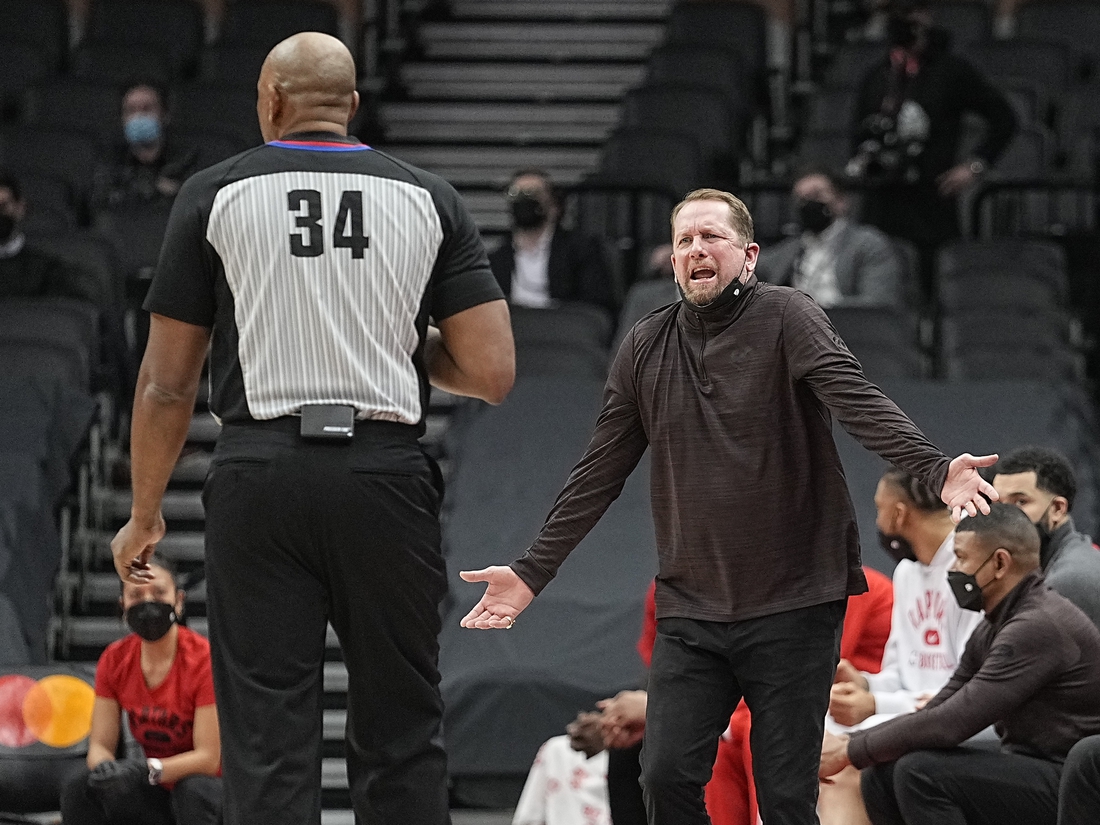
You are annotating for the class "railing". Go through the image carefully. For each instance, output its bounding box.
[969,178,1098,240]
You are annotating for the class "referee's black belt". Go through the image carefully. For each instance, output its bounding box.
[220,415,420,442]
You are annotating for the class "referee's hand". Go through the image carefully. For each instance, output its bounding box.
[459,567,533,629]
[111,515,165,584]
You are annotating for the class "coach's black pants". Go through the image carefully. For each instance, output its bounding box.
[641,600,845,825]
[861,747,1062,825]
[203,421,449,825]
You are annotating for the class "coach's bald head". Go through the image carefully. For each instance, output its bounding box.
[257,32,359,142]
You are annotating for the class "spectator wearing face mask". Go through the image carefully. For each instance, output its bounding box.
[0,170,94,301]
[992,446,1100,632]
[59,556,222,825]
[754,170,904,308]
[488,169,618,316]
[92,82,200,214]
[821,503,1100,825]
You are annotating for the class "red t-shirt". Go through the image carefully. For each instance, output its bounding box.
[95,626,216,762]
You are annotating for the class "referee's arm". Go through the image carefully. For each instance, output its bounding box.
[425,299,514,404]
[111,313,210,583]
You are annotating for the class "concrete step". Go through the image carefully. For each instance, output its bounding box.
[399,62,644,101]
[380,101,620,144]
[81,572,208,607]
[451,0,672,19]
[381,145,599,187]
[458,189,509,233]
[62,616,341,650]
[99,488,205,523]
[85,529,207,565]
[417,22,664,61]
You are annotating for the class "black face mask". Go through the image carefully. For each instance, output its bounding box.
[887,15,922,49]
[124,601,177,642]
[878,529,917,563]
[510,192,547,230]
[798,199,834,234]
[0,213,16,244]
[947,551,996,612]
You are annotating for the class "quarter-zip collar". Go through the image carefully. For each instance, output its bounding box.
[678,273,759,335]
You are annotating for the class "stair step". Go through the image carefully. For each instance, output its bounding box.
[459,189,510,233]
[171,450,213,484]
[62,616,341,650]
[451,0,672,19]
[188,413,222,444]
[82,572,207,606]
[380,102,620,144]
[86,529,207,564]
[381,145,599,187]
[417,22,664,61]
[400,62,644,101]
[100,488,205,522]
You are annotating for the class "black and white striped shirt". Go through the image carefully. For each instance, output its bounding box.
[144,133,502,427]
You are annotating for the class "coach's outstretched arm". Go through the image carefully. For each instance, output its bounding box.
[111,314,210,583]
[426,299,514,404]
[941,453,1000,522]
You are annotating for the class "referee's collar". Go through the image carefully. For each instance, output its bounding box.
[268,131,371,152]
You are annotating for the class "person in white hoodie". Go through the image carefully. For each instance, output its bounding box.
[819,467,983,825]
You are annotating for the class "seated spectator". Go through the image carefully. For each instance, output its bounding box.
[489,169,616,316]
[755,169,904,308]
[993,446,1100,630]
[60,557,221,825]
[92,82,199,214]
[820,504,1100,825]
[0,171,93,301]
[513,712,611,825]
[820,468,983,825]
[1061,735,1100,825]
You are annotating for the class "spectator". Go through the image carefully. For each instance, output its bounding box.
[993,446,1100,630]
[1060,735,1100,825]
[60,556,221,825]
[820,504,1100,825]
[489,169,617,316]
[821,468,983,825]
[0,171,93,301]
[513,711,611,825]
[92,83,199,214]
[755,170,904,308]
[847,0,1017,295]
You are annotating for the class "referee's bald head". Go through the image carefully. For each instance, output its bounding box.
[257,32,360,143]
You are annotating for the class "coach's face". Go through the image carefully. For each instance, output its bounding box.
[671,200,758,307]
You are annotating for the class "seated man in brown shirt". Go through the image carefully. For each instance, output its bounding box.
[819,503,1100,825]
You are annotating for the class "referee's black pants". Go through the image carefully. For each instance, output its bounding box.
[203,421,450,825]
[641,600,845,825]
[861,746,1062,825]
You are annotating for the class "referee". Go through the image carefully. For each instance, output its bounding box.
[110,33,515,825]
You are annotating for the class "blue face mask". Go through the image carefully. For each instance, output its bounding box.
[124,114,162,146]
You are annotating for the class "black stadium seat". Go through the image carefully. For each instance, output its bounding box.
[22,79,123,151]
[70,42,174,88]
[220,0,341,50]
[0,127,101,207]
[0,0,67,75]
[665,0,766,81]
[87,0,205,80]
[591,128,703,200]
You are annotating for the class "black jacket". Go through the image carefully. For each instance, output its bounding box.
[489,227,617,315]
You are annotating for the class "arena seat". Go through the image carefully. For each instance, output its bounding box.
[0,128,100,209]
[510,304,613,351]
[71,42,175,88]
[0,42,54,117]
[201,44,271,89]
[645,45,754,110]
[591,128,703,200]
[0,0,67,76]
[823,42,887,90]
[1016,0,1100,83]
[169,83,264,149]
[965,40,1069,91]
[929,0,993,43]
[936,239,1068,302]
[0,664,97,812]
[664,0,766,80]
[614,278,679,353]
[86,0,205,80]
[23,79,124,151]
[439,376,656,802]
[220,0,341,50]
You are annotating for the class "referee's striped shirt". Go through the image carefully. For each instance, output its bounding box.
[144,132,503,429]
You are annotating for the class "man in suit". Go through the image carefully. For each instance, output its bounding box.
[755,170,904,308]
[489,169,617,316]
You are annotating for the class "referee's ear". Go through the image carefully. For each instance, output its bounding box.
[346,90,359,127]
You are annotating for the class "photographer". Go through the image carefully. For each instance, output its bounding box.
[60,557,221,825]
[847,0,1016,296]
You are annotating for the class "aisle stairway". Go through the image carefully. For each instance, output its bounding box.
[379,0,673,232]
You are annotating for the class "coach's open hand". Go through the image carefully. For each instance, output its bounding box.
[459,566,534,629]
[941,453,1000,522]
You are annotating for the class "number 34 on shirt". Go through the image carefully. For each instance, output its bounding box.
[287,189,370,259]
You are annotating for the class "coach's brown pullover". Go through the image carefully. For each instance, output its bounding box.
[510,275,951,622]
